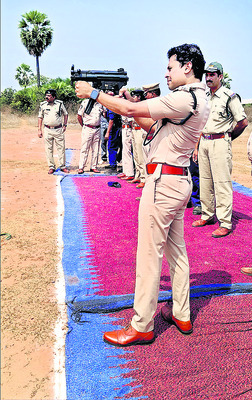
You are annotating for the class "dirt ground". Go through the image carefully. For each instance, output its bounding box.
[1,109,251,400]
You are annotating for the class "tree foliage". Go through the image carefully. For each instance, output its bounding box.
[223,72,232,89]
[18,10,53,87]
[15,63,34,88]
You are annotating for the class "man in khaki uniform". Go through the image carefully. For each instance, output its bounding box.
[75,43,210,346]
[130,84,160,189]
[192,62,248,238]
[38,89,68,174]
[118,115,134,179]
[77,100,105,174]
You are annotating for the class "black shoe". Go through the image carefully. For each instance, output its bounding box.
[193,205,202,215]
[105,165,117,170]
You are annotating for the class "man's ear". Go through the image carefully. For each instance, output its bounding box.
[185,61,193,73]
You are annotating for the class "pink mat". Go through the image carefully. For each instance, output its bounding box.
[74,176,252,296]
[72,176,252,399]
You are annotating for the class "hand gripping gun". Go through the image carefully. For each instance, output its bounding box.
[71,65,129,114]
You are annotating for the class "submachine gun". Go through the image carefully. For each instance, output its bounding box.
[71,65,129,114]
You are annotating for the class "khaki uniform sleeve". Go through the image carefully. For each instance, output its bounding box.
[38,103,44,119]
[228,96,247,123]
[78,101,86,117]
[61,102,68,116]
[147,91,193,122]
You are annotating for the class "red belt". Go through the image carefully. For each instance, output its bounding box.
[133,127,141,130]
[202,132,231,140]
[146,163,188,176]
[122,124,131,128]
[84,124,100,129]
[44,124,62,129]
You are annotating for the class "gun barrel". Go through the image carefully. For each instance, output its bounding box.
[71,66,129,84]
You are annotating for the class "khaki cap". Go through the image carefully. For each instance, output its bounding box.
[204,62,223,74]
[142,83,160,93]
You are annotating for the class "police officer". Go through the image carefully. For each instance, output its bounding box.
[118,88,144,181]
[104,90,122,172]
[192,62,248,238]
[119,114,134,180]
[75,43,210,346]
[38,89,69,174]
[77,99,105,174]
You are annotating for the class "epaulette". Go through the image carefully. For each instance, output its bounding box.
[40,100,47,105]
[221,91,241,119]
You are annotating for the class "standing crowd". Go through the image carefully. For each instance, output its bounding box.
[38,44,251,347]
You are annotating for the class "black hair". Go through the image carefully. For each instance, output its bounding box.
[167,43,205,80]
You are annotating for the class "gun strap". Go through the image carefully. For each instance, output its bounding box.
[143,88,197,146]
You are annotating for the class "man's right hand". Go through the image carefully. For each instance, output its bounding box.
[192,148,198,163]
[38,131,43,138]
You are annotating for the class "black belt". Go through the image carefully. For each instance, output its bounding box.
[146,163,188,176]
[84,124,100,129]
[44,124,62,129]
[202,132,231,140]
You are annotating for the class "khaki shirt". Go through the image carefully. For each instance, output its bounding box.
[203,85,246,134]
[147,82,210,167]
[78,100,104,127]
[38,100,68,126]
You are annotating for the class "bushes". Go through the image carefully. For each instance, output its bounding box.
[0,88,16,106]
[1,78,81,114]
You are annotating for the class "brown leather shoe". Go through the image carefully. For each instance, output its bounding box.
[136,182,145,189]
[172,316,193,335]
[48,168,55,174]
[103,324,155,347]
[61,168,69,173]
[212,227,231,238]
[121,176,134,180]
[161,304,193,335]
[192,217,215,227]
[241,267,252,276]
[117,173,126,178]
[128,179,141,184]
[90,168,100,173]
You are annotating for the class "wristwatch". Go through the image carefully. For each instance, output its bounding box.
[90,89,100,101]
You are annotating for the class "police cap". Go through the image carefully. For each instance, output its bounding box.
[204,62,223,75]
[142,83,160,93]
[45,89,57,97]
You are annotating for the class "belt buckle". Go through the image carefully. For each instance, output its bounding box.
[204,134,211,139]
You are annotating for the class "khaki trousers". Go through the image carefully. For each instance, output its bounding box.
[122,127,134,177]
[198,136,232,229]
[132,129,146,183]
[79,126,100,169]
[44,127,66,169]
[131,173,192,333]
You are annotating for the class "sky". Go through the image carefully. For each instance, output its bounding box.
[1,0,252,99]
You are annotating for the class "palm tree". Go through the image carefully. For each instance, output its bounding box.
[18,10,53,87]
[223,72,232,89]
[15,63,34,88]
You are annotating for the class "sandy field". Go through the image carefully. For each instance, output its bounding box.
[1,108,251,400]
